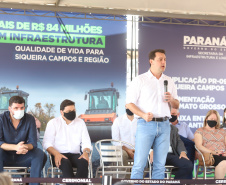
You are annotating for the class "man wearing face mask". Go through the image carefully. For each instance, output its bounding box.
[111,107,137,178]
[170,108,195,179]
[170,108,194,141]
[0,96,46,185]
[43,99,91,185]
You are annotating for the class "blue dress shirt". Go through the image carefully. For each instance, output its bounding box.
[0,111,37,149]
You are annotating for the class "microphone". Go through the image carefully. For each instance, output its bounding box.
[164,80,168,93]
[164,80,168,101]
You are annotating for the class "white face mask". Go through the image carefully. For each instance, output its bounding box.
[13,110,25,120]
[225,114,226,119]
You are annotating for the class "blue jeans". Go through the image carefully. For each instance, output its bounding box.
[0,147,46,185]
[131,119,170,180]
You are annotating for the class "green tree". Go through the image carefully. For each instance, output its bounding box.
[29,102,55,132]
[44,103,55,118]
[34,103,44,117]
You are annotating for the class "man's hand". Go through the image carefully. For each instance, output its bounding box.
[179,151,189,160]
[16,141,28,155]
[164,92,173,103]
[126,148,135,159]
[164,92,179,109]
[149,151,153,164]
[79,152,89,162]
[54,153,68,168]
[142,112,153,122]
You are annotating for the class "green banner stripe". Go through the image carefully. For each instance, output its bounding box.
[0,30,105,48]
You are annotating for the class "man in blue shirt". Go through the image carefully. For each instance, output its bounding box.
[0,96,46,185]
[170,108,194,141]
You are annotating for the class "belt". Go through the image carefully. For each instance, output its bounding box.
[138,117,168,122]
[152,117,168,122]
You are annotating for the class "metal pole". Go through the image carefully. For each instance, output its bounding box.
[102,175,112,185]
[130,16,134,81]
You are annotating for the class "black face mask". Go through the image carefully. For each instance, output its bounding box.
[207,120,217,128]
[64,111,76,121]
[169,115,177,122]
[126,109,134,116]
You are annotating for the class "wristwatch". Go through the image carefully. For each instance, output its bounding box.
[84,150,90,154]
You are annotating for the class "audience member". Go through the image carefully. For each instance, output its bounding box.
[170,108,194,140]
[221,108,226,128]
[0,96,46,185]
[43,99,92,185]
[195,110,226,179]
[112,107,137,178]
[170,108,195,178]
[150,125,193,179]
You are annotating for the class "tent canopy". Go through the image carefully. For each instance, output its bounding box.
[1,0,226,21]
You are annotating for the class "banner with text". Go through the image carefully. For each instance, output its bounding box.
[0,11,127,141]
[138,23,226,132]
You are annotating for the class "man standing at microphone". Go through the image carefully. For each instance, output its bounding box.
[126,49,179,180]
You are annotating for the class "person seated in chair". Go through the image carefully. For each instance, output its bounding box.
[170,108,194,141]
[220,108,226,128]
[170,108,195,179]
[150,124,193,179]
[43,99,92,185]
[111,106,137,178]
[195,110,226,180]
[0,96,46,185]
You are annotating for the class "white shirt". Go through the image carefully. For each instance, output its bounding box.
[43,116,91,154]
[126,70,178,118]
[174,122,194,140]
[111,113,137,149]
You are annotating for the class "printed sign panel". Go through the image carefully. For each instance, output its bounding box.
[139,23,226,132]
[0,12,127,141]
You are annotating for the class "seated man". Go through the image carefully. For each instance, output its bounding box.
[0,96,46,185]
[43,99,92,185]
[170,108,195,179]
[111,107,137,178]
[150,125,193,179]
[170,108,194,141]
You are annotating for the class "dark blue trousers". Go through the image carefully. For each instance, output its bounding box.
[166,153,193,179]
[0,148,46,185]
[179,135,195,179]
